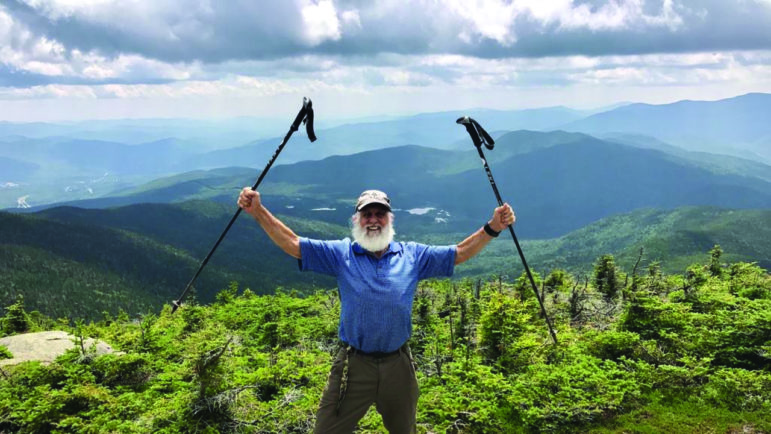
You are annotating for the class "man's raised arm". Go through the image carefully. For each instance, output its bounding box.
[238,187,301,259]
[455,203,515,265]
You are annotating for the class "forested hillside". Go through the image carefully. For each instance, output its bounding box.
[1,204,769,323]
[0,205,339,320]
[466,207,771,277]
[1,250,768,432]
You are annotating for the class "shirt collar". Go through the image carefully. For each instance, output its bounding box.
[352,241,402,256]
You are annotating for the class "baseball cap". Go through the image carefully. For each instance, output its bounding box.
[355,190,391,212]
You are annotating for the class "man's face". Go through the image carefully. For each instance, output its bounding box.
[351,204,394,253]
[358,205,390,236]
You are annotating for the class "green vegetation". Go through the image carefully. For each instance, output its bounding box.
[0,249,768,433]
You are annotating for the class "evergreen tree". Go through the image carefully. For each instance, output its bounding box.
[2,294,31,335]
[709,244,724,277]
[544,269,571,293]
[594,254,621,302]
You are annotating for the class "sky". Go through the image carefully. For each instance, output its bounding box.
[1,0,770,121]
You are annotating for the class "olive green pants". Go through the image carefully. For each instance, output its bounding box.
[314,345,418,434]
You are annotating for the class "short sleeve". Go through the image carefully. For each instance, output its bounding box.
[412,243,456,280]
[298,238,349,277]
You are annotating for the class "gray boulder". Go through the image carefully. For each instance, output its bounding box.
[0,330,120,366]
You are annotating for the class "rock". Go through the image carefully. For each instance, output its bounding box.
[0,330,121,366]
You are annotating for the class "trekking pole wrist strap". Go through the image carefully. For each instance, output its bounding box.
[484,222,501,237]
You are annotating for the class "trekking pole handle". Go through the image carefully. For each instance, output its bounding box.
[456,116,494,150]
[291,97,317,142]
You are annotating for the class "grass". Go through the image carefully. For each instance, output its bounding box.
[586,396,771,434]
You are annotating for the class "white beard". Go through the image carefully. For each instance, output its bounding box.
[351,216,395,253]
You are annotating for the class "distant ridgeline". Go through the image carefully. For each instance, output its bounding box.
[0,202,769,321]
[11,132,771,239]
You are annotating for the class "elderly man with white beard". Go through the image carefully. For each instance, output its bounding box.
[237,188,515,434]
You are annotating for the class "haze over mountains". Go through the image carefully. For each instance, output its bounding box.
[1,92,770,319]
[562,93,771,163]
[1,93,769,210]
[14,130,770,237]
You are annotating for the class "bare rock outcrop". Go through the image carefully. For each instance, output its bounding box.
[0,330,120,366]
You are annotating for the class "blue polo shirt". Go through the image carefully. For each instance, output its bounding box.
[299,237,456,353]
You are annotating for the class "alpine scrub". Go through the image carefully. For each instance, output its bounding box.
[0,248,769,433]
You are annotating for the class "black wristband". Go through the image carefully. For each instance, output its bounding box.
[483,222,500,237]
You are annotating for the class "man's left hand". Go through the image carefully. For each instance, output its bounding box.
[489,203,515,232]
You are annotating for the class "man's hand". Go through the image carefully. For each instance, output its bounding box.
[489,203,515,232]
[237,187,300,258]
[238,187,262,217]
[455,203,516,265]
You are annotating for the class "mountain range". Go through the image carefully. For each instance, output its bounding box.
[563,93,771,163]
[18,131,770,238]
[1,93,769,210]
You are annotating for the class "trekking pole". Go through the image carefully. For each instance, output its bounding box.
[171,97,317,313]
[456,116,558,345]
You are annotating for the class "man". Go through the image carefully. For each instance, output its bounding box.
[237,188,515,434]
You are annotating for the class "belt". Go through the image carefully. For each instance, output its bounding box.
[348,345,402,359]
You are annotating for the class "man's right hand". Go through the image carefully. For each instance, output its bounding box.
[237,186,301,258]
[238,187,261,217]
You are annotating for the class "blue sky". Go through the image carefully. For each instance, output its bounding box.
[1,0,770,121]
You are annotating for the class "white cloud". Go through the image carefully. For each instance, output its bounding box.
[20,0,115,19]
[446,0,518,45]
[0,8,196,82]
[1,1,770,120]
[341,9,361,29]
[1,83,98,98]
[300,0,342,45]
[3,50,767,102]
[433,0,686,47]
[512,0,684,31]
[21,60,65,75]
[0,75,346,100]
[2,0,768,71]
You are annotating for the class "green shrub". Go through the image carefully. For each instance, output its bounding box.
[619,290,704,363]
[92,353,153,390]
[544,269,573,293]
[702,368,771,412]
[418,359,518,433]
[728,262,771,300]
[507,355,640,431]
[2,294,32,335]
[584,330,642,361]
[479,293,538,373]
